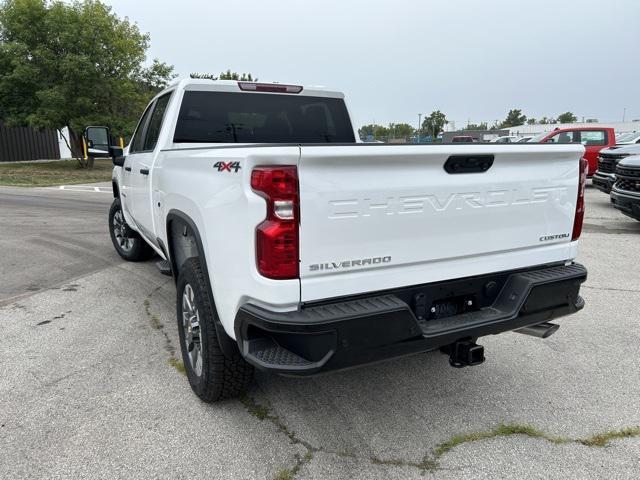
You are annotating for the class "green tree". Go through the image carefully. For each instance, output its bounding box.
[421,110,447,140]
[466,122,488,130]
[539,117,556,125]
[499,109,527,128]
[358,123,389,141]
[557,111,577,123]
[217,70,258,81]
[0,0,175,167]
[388,122,414,140]
[527,118,537,125]
[191,71,259,81]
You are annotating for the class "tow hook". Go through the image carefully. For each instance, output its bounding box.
[446,340,485,368]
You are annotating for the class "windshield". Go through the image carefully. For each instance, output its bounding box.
[527,131,551,142]
[174,91,355,143]
[617,132,639,143]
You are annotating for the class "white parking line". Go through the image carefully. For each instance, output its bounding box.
[46,185,113,193]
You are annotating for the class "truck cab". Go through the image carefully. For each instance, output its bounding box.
[532,127,616,176]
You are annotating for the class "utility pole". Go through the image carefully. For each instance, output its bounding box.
[418,113,422,143]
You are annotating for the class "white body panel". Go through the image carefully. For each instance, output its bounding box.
[112,78,584,340]
[153,146,302,334]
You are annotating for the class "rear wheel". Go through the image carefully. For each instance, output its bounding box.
[176,257,254,402]
[108,198,154,261]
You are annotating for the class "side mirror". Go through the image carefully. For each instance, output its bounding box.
[109,146,125,167]
[84,126,111,158]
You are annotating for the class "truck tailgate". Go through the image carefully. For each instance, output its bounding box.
[298,144,583,302]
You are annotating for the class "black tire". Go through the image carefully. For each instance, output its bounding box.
[176,257,254,402]
[108,198,155,261]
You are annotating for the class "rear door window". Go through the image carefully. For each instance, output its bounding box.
[173,91,355,143]
[578,130,607,146]
[143,92,172,151]
[130,104,155,153]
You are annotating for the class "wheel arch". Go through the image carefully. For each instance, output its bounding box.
[166,209,238,357]
[165,210,201,280]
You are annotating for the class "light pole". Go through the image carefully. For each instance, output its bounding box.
[418,113,422,143]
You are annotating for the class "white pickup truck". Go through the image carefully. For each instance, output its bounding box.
[104,78,588,402]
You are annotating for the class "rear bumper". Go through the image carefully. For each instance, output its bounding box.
[592,171,615,194]
[610,188,640,221]
[235,263,587,375]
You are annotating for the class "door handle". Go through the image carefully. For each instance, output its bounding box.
[125,166,132,172]
[139,168,150,175]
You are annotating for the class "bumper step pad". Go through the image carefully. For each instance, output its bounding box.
[247,337,312,368]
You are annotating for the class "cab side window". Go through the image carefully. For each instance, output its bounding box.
[578,130,606,146]
[548,131,577,144]
[130,103,155,154]
[143,93,172,151]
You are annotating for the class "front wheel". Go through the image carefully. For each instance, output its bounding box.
[108,198,154,261]
[177,257,254,402]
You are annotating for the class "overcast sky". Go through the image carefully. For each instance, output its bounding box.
[104,0,639,130]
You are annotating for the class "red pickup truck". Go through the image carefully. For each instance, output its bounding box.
[530,127,616,176]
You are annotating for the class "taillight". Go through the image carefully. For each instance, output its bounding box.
[251,166,299,279]
[572,157,588,241]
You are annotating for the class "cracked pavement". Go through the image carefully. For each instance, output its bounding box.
[0,184,639,479]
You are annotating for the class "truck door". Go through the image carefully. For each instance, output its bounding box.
[577,129,608,176]
[127,92,172,240]
[121,103,154,225]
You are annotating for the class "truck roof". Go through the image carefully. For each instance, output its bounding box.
[162,78,345,99]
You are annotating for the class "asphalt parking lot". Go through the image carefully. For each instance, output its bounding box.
[1,183,639,479]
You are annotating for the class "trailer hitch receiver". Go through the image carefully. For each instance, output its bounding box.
[448,340,485,368]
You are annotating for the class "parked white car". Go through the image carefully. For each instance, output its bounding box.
[615,131,640,145]
[102,78,588,402]
[489,135,522,143]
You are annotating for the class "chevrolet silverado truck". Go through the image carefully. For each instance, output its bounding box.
[610,155,640,221]
[104,79,588,402]
[593,144,640,194]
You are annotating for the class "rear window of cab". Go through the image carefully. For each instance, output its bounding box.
[173,91,355,144]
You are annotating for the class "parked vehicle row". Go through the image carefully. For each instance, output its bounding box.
[591,143,640,221]
[610,155,640,221]
[454,127,629,178]
[592,144,640,194]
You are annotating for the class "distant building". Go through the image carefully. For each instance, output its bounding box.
[506,121,640,137]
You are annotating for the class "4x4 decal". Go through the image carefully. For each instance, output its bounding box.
[214,161,241,173]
